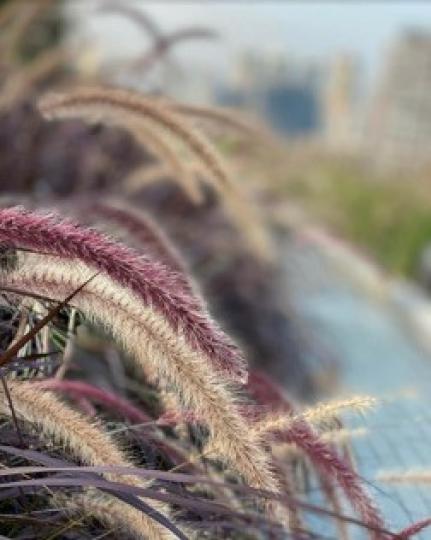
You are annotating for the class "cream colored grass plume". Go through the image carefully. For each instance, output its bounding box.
[171,102,267,140]
[0,381,177,539]
[76,198,192,281]
[1,254,280,497]
[253,395,377,437]
[38,86,232,192]
[37,86,273,259]
[124,163,169,191]
[58,491,172,540]
[122,121,203,203]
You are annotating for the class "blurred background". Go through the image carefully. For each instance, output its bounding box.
[3,1,431,537]
[67,1,431,278]
[71,2,431,535]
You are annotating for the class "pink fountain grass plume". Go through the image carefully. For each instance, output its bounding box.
[247,370,292,409]
[34,379,153,425]
[0,206,246,383]
[81,199,190,280]
[0,228,279,515]
[74,396,97,417]
[396,518,431,539]
[247,370,385,534]
[280,423,383,535]
[33,379,194,468]
[78,199,205,316]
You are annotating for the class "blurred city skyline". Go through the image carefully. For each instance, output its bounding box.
[72,1,431,89]
[67,2,431,167]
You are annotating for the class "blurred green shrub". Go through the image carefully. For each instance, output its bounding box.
[285,160,431,277]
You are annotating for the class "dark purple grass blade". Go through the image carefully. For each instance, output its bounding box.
[0,473,187,539]
[0,356,62,378]
[0,445,403,537]
[0,444,74,468]
[100,488,189,540]
[0,272,98,368]
[0,461,397,537]
[0,476,280,536]
[0,477,195,540]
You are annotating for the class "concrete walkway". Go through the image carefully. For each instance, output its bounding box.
[283,229,431,538]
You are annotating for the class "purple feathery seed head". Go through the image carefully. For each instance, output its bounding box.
[248,370,384,531]
[82,201,189,277]
[397,518,431,539]
[282,423,384,530]
[0,206,247,383]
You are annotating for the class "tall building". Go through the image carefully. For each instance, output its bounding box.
[324,54,361,151]
[367,30,431,168]
[217,50,323,137]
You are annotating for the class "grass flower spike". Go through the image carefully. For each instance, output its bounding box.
[0,206,246,382]
[38,86,273,259]
[0,206,281,510]
[0,381,178,539]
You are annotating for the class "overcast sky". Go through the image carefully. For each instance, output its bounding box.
[71,1,431,88]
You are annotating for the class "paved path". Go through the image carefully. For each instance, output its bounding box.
[283,231,431,539]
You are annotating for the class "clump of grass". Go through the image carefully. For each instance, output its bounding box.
[0,381,178,539]
[38,86,273,259]
[247,370,384,536]
[0,261,425,538]
[0,9,428,532]
[0,207,284,516]
[0,217,391,538]
[0,206,246,382]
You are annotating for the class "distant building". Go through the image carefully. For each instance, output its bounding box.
[367,30,431,168]
[262,82,319,136]
[217,51,323,137]
[323,54,361,151]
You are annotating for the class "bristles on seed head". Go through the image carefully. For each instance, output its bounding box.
[38,86,273,259]
[253,395,377,436]
[0,206,247,383]
[0,250,281,507]
[0,381,177,539]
